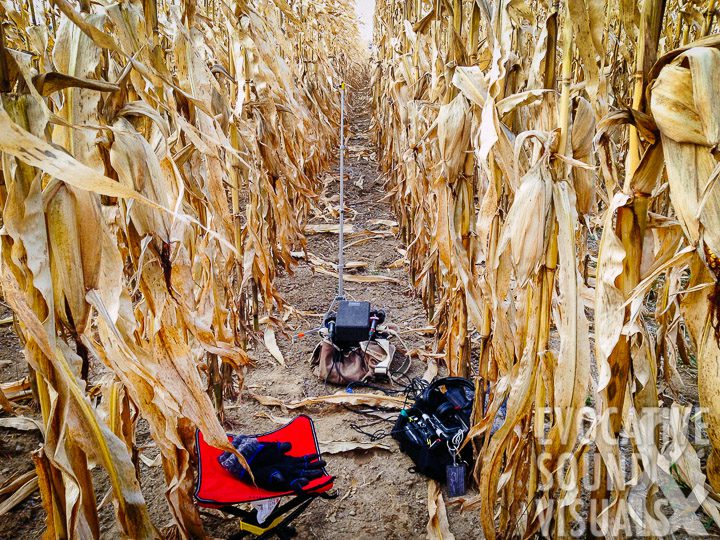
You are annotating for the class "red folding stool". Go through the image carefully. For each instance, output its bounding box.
[195,415,336,539]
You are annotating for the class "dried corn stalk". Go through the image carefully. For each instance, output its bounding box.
[374,0,720,537]
[0,0,364,537]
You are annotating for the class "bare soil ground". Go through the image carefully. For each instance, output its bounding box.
[0,86,480,539]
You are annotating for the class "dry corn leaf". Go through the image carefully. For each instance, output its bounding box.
[427,480,455,540]
[369,219,398,227]
[2,273,157,538]
[497,160,553,286]
[652,47,720,260]
[0,379,31,401]
[681,257,720,491]
[0,476,39,516]
[594,193,630,391]
[263,328,286,366]
[249,391,406,410]
[437,95,471,182]
[313,266,402,284]
[304,223,355,234]
[318,441,393,454]
[0,470,36,498]
[546,182,590,461]
[0,416,42,431]
[0,106,173,210]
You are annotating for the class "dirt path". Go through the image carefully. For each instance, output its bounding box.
[202,84,478,539]
[0,83,481,539]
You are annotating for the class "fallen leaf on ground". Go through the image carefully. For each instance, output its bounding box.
[1,378,31,401]
[344,235,387,248]
[139,453,162,467]
[248,391,406,410]
[255,411,294,425]
[314,267,401,284]
[263,328,285,366]
[370,219,398,227]
[0,470,36,497]
[318,441,393,454]
[0,476,38,516]
[386,257,408,269]
[347,145,372,154]
[427,479,455,540]
[306,252,367,271]
[355,228,395,237]
[400,326,437,336]
[406,348,445,359]
[0,416,42,431]
[304,223,355,234]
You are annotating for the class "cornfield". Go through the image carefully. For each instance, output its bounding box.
[0,0,364,536]
[2,0,720,537]
[373,0,720,537]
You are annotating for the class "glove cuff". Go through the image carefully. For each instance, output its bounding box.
[218,436,262,479]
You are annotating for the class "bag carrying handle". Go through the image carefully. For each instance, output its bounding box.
[422,377,475,402]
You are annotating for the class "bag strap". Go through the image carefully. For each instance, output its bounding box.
[365,339,411,381]
[422,377,475,402]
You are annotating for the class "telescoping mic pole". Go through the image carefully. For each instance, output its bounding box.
[336,82,346,302]
[297,83,348,341]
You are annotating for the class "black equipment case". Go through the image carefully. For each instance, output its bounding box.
[392,377,475,482]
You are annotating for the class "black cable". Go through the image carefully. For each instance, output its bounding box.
[344,407,399,441]
[348,418,392,442]
[342,404,397,421]
[343,377,431,443]
[345,380,406,395]
[400,377,429,408]
[323,346,343,387]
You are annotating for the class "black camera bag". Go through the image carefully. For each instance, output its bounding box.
[392,377,475,482]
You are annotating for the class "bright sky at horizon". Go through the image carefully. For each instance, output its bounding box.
[355,0,375,44]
